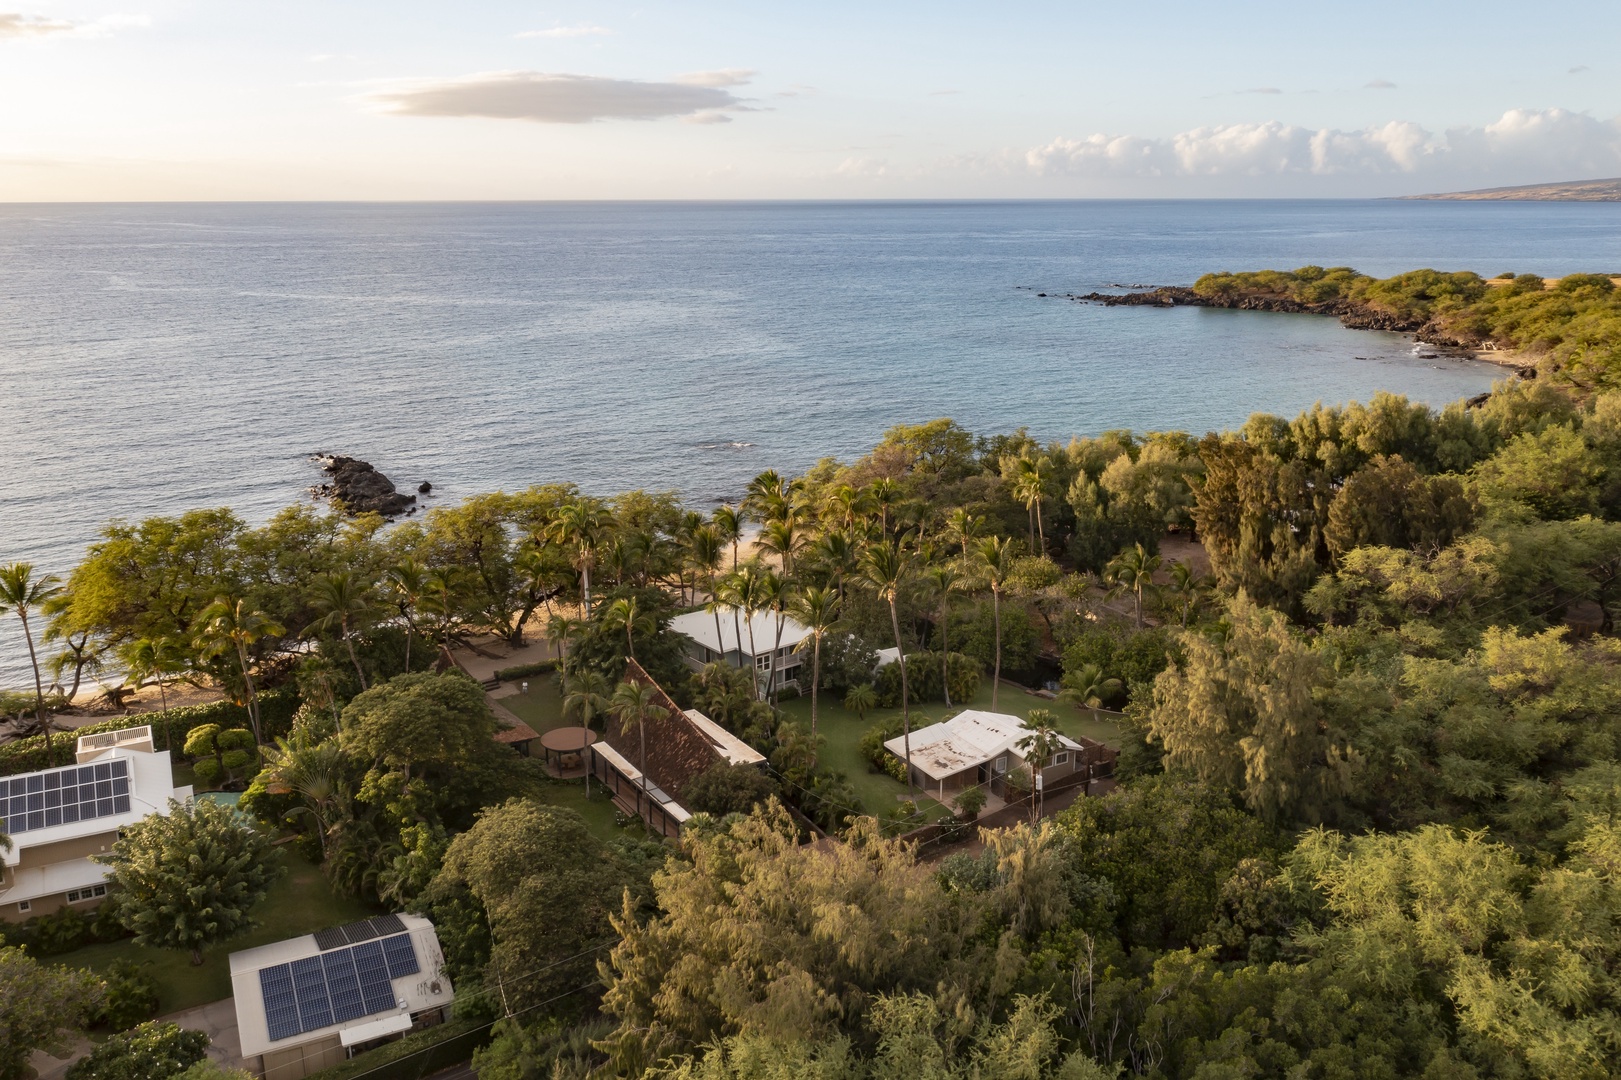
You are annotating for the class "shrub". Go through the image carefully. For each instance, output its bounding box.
[28,905,92,955]
[858,716,908,781]
[493,659,557,682]
[682,762,778,817]
[953,786,987,821]
[65,1021,209,1080]
[93,961,160,1032]
[874,651,981,708]
[183,724,258,789]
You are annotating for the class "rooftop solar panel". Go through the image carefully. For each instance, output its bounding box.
[312,926,349,951]
[370,913,407,937]
[256,932,422,1044]
[260,965,301,1044]
[353,941,396,1014]
[0,759,129,835]
[381,933,420,979]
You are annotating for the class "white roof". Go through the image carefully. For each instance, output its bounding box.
[669,606,812,657]
[885,710,1082,782]
[683,709,767,766]
[229,913,454,1058]
[1,741,180,870]
[875,647,902,668]
[589,742,692,823]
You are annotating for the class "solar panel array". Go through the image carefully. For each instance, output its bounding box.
[259,933,421,1043]
[313,913,407,952]
[0,759,131,835]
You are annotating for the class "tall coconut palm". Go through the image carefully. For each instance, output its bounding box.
[808,530,859,601]
[0,563,64,763]
[308,570,379,690]
[869,478,899,536]
[686,525,726,640]
[921,564,961,707]
[720,565,766,693]
[546,614,581,677]
[547,498,612,615]
[1009,456,1051,554]
[824,484,873,532]
[757,517,808,577]
[861,537,916,796]
[945,508,985,578]
[563,669,612,798]
[744,470,791,525]
[193,595,285,745]
[788,586,839,766]
[611,679,663,793]
[1105,543,1163,628]
[601,595,655,662]
[712,505,744,571]
[976,536,1014,712]
[756,570,792,706]
[1016,709,1065,822]
[122,636,186,749]
[1165,560,1211,628]
[384,560,428,672]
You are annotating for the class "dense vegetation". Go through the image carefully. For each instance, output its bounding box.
[5,310,1621,1075]
[1192,266,1621,388]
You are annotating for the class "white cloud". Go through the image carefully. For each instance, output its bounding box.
[369,71,748,124]
[1365,79,1397,89]
[1026,108,1621,184]
[0,11,145,39]
[515,25,612,39]
[675,68,755,88]
[834,156,888,178]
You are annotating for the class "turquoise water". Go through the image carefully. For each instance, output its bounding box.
[2,199,1619,681]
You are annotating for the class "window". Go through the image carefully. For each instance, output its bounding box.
[66,884,108,904]
[993,755,1008,774]
[1051,752,1069,767]
[755,654,772,672]
[16,900,29,913]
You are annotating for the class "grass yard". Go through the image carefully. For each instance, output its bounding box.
[54,849,378,1015]
[498,678,568,735]
[531,773,641,842]
[774,681,1121,818]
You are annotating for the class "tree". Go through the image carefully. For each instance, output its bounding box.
[1059,663,1121,711]
[546,613,580,677]
[611,679,663,783]
[65,1022,209,1080]
[712,505,744,571]
[601,595,655,662]
[256,733,346,860]
[191,596,285,745]
[789,586,839,764]
[1104,543,1162,628]
[683,761,778,817]
[121,636,186,748]
[0,562,64,763]
[547,498,612,615]
[0,947,103,1080]
[384,559,428,672]
[922,565,961,707]
[308,570,380,690]
[976,536,1014,711]
[1017,709,1065,821]
[183,723,258,789]
[423,799,634,1011]
[96,799,279,964]
[844,682,877,722]
[862,539,916,795]
[1162,561,1211,628]
[342,671,498,783]
[688,525,728,650]
[1008,456,1051,553]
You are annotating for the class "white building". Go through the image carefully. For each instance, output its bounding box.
[0,725,188,921]
[668,606,812,692]
[229,913,454,1080]
[885,709,1087,799]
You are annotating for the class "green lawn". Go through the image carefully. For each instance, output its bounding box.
[498,679,567,735]
[774,681,1121,817]
[55,849,378,1015]
[531,773,640,842]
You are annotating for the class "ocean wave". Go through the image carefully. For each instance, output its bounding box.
[695,441,756,451]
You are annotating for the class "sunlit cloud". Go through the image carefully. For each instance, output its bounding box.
[515,25,612,39]
[0,12,73,36]
[675,68,755,88]
[369,71,751,124]
[1025,108,1621,183]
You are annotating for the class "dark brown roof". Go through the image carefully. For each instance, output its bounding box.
[603,659,724,799]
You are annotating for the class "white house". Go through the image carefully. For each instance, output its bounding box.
[0,725,189,921]
[229,913,454,1080]
[885,709,1088,799]
[668,605,812,692]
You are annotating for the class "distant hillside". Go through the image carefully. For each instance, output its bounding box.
[1400,177,1621,201]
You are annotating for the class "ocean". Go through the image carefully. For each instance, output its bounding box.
[3,198,1620,685]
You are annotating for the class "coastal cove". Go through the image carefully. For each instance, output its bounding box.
[4,199,1619,679]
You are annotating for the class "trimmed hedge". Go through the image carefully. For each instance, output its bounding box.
[493,659,557,682]
[305,1018,491,1080]
[0,688,301,776]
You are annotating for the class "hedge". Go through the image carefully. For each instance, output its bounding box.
[493,659,558,682]
[305,1018,492,1080]
[0,688,301,776]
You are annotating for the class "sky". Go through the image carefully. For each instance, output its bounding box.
[2,0,1619,200]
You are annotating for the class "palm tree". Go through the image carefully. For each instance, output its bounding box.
[921,564,961,707]
[611,680,663,794]
[757,570,790,706]
[0,563,64,763]
[122,636,185,749]
[308,570,379,690]
[712,505,744,571]
[419,567,463,649]
[976,536,1014,712]
[824,484,872,531]
[601,595,655,662]
[547,498,612,615]
[757,518,808,577]
[259,734,347,860]
[869,478,899,536]
[384,560,428,672]
[808,530,859,601]
[1009,456,1050,554]
[1059,663,1122,711]
[944,509,984,578]
[546,614,581,677]
[686,526,726,649]
[1165,560,1210,628]
[193,595,285,745]
[861,537,916,795]
[789,586,839,763]
[1105,543,1163,628]
[843,682,877,722]
[563,669,612,798]
[744,470,791,525]
[1016,709,1065,822]
[720,565,766,694]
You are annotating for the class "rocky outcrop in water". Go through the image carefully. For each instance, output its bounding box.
[312,455,418,517]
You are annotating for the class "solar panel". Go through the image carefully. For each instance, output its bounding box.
[312,926,350,951]
[370,913,407,937]
[256,932,422,1043]
[0,759,130,835]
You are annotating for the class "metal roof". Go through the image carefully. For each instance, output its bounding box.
[885,710,1083,782]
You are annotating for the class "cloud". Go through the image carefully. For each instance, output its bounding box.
[1570,65,1590,74]
[1241,87,1283,95]
[516,25,611,39]
[370,71,749,123]
[0,12,73,36]
[1025,108,1621,184]
[675,68,755,87]
[1365,79,1397,89]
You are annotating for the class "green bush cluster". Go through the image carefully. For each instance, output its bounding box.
[873,650,982,708]
[182,724,258,789]
[92,961,160,1032]
[858,716,910,781]
[65,1021,209,1080]
[0,901,126,955]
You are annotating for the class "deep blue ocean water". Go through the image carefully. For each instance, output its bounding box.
[3,199,1620,684]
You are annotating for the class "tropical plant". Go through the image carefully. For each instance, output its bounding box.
[0,946,103,1080]
[64,1021,209,1080]
[601,595,655,662]
[1059,663,1122,711]
[384,559,428,672]
[976,536,1015,711]
[1105,542,1163,628]
[862,538,916,794]
[191,595,285,745]
[307,570,380,690]
[120,636,185,749]
[611,680,663,784]
[547,498,613,615]
[0,562,64,763]
[1016,709,1065,821]
[788,585,840,764]
[257,733,347,860]
[922,564,962,707]
[843,682,877,722]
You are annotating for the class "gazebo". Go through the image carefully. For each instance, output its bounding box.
[539,727,597,779]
